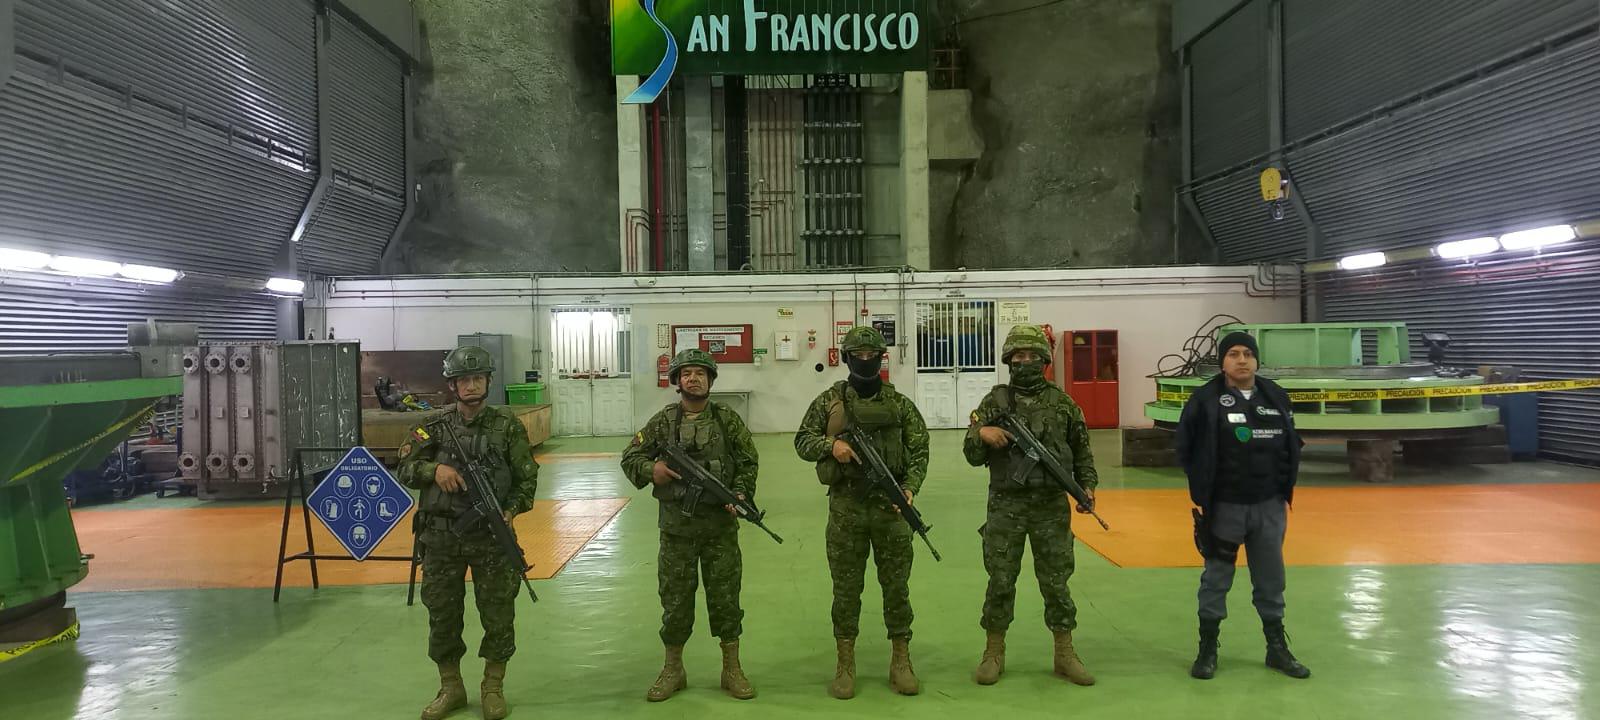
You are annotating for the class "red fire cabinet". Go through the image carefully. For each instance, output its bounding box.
[1062,330,1119,429]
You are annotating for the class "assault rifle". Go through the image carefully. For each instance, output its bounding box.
[428,418,540,604]
[659,442,784,544]
[989,412,1111,531]
[838,424,942,561]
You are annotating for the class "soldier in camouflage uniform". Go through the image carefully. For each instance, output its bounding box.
[620,348,759,702]
[793,326,931,699]
[398,346,540,720]
[964,324,1099,687]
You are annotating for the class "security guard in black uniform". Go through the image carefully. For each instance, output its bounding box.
[1175,331,1311,680]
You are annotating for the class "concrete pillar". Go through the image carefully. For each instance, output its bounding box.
[616,77,650,272]
[900,71,931,270]
[684,76,716,271]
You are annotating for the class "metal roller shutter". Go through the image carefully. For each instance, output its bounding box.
[1189,0,1267,178]
[1,0,318,276]
[298,11,406,276]
[1291,36,1600,259]
[0,275,279,355]
[1319,240,1600,465]
[1283,0,1595,139]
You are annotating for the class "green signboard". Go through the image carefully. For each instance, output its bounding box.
[613,0,928,104]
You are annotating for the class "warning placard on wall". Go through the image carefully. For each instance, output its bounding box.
[998,302,1031,324]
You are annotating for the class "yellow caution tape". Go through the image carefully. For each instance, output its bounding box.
[8,403,156,484]
[1155,377,1600,404]
[0,621,80,664]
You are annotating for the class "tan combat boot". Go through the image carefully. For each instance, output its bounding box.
[646,645,687,702]
[421,662,468,720]
[889,638,921,695]
[720,640,756,699]
[974,631,1006,685]
[480,662,508,720]
[1053,630,1096,686]
[829,638,857,699]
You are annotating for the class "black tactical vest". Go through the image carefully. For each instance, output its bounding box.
[1214,388,1289,504]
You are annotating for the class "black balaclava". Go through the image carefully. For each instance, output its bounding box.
[847,354,883,398]
[1008,357,1048,395]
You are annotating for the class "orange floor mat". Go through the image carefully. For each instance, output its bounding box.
[1075,483,1600,568]
[73,498,630,592]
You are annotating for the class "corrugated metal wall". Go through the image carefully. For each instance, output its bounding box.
[1182,1,1600,465]
[1183,0,1600,263]
[298,10,407,276]
[1188,0,1266,178]
[2,0,317,277]
[0,275,278,354]
[0,0,409,351]
[1319,241,1600,464]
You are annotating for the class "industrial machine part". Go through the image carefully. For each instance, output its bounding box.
[1141,322,1505,482]
[179,342,361,499]
[1145,322,1499,432]
[1,356,181,661]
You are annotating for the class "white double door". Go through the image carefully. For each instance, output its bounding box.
[915,371,998,429]
[550,307,635,437]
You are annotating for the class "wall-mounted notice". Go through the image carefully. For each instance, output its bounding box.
[998,302,1031,324]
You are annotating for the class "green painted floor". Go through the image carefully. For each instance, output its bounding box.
[5,430,1600,719]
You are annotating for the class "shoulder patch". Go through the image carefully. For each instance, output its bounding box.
[970,410,980,424]
[412,426,431,442]
[399,442,413,458]
[631,432,644,447]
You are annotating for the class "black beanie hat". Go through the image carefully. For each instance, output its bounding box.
[1217,331,1260,364]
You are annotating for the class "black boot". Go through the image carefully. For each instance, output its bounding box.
[1190,618,1220,680]
[1263,620,1310,679]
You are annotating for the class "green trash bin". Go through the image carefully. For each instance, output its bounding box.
[505,382,544,405]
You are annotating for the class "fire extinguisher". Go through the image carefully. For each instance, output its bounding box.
[879,350,891,382]
[1040,323,1056,382]
[657,353,671,388]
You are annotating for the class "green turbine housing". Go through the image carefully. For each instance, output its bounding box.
[1144,322,1500,431]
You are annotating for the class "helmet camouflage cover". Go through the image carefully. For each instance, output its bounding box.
[442,345,496,378]
[669,347,718,383]
[840,326,888,354]
[1001,324,1051,364]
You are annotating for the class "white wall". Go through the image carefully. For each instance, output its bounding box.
[310,267,1298,434]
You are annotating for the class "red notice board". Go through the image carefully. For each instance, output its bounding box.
[671,324,755,364]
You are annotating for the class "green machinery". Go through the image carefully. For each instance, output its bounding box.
[1,354,181,662]
[1143,322,1501,480]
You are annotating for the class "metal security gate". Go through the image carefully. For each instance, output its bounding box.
[549,307,634,437]
[1318,241,1600,465]
[914,300,997,429]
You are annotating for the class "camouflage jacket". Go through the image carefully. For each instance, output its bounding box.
[620,401,759,536]
[794,381,930,495]
[397,405,540,520]
[963,384,1099,491]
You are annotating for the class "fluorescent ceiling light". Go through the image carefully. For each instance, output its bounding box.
[1337,251,1387,271]
[49,255,122,276]
[1499,225,1575,251]
[0,247,51,270]
[1434,236,1499,259]
[118,264,181,283]
[266,277,305,294]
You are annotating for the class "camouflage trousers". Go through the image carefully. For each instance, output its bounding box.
[826,491,915,640]
[420,528,522,664]
[979,489,1078,633]
[658,526,744,646]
